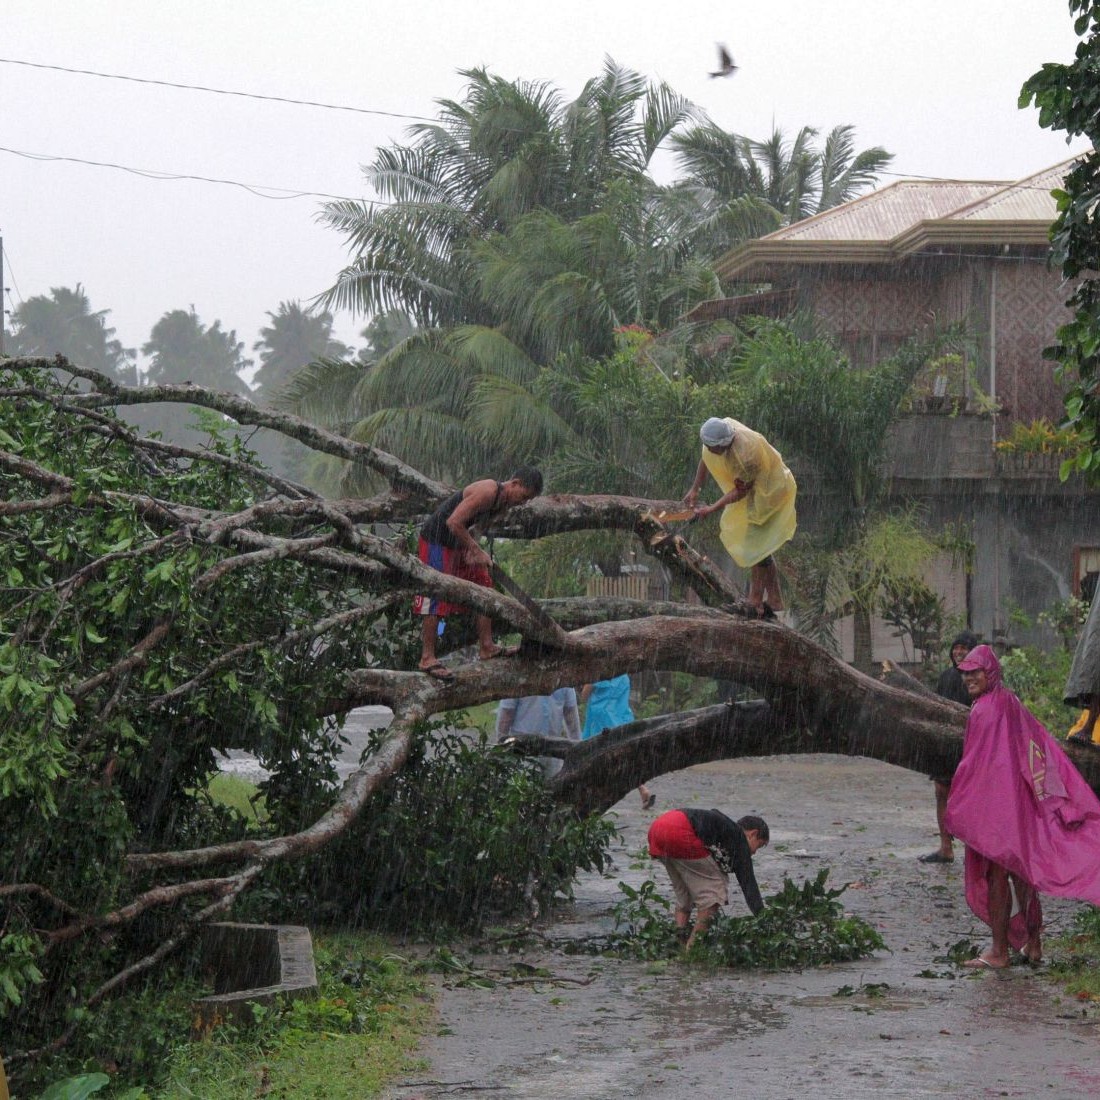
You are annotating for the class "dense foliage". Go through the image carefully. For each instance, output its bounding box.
[0,363,625,1073]
[284,62,890,489]
[1021,0,1100,480]
[247,724,617,933]
[0,365,398,1055]
[20,934,430,1098]
[6,285,136,385]
[573,869,884,967]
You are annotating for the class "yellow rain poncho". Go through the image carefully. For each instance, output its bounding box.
[702,418,797,568]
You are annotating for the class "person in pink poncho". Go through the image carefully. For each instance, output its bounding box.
[943,644,1100,969]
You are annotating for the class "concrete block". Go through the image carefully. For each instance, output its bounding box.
[192,922,317,1036]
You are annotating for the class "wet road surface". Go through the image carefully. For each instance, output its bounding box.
[385,754,1100,1099]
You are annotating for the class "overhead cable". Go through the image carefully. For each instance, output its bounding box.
[0,56,435,122]
[0,144,371,202]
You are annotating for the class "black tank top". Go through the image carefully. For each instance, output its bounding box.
[421,482,503,549]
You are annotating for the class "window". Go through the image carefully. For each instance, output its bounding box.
[1073,546,1100,601]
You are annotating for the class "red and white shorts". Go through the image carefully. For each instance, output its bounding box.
[412,537,492,617]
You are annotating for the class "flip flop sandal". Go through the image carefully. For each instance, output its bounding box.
[480,645,520,660]
[421,662,455,682]
[918,852,954,864]
[962,955,1008,970]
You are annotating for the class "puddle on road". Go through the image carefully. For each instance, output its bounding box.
[501,975,789,1099]
[793,993,929,1011]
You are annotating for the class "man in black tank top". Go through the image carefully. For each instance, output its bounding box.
[414,466,543,680]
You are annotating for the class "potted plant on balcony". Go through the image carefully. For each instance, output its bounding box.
[901,353,997,416]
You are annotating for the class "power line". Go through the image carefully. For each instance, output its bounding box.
[0,56,1078,196]
[0,56,436,123]
[0,142,1063,218]
[0,144,372,203]
[878,167,1073,192]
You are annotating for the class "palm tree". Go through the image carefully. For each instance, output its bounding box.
[813,125,894,214]
[142,309,250,394]
[130,308,251,449]
[251,302,351,404]
[357,310,415,364]
[320,60,700,327]
[672,121,893,248]
[7,284,136,383]
[302,61,711,486]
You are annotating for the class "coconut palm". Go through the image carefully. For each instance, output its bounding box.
[357,310,416,364]
[142,309,250,394]
[320,60,700,326]
[301,61,712,487]
[672,121,893,247]
[251,302,351,404]
[7,284,136,383]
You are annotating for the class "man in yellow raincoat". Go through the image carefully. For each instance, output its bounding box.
[682,417,797,617]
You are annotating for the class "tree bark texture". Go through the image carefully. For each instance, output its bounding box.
[8,357,1100,1040]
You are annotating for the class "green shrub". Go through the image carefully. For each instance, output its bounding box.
[699,871,885,968]
[999,645,1075,732]
[574,869,884,968]
[0,365,417,1057]
[245,722,617,932]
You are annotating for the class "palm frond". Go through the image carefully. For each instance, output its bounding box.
[346,406,501,485]
[467,373,578,462]
[444,325,540,387]
[273,358,368,428]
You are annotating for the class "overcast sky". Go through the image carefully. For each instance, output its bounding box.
[1,0,1091,376]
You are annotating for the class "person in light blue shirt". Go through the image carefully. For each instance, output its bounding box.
[581,675,655,810]
[496,687,580,777]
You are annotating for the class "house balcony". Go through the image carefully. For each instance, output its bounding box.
[886,413,995,481]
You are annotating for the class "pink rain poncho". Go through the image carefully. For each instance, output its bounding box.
[943,645,1100,948]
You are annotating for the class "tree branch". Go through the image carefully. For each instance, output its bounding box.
[4,357,449,502]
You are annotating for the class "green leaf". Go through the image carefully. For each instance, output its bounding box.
[36,1073,112,1100]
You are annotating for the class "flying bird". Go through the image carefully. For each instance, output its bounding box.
[709,44,737,78]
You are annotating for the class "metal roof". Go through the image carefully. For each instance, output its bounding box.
[767,181,1005,242]
[714,157,1080,281]
[949,158,1075,222]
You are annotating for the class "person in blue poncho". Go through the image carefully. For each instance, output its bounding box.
[581,675,655,809]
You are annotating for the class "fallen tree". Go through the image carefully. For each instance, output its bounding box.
[3,356,1097,1064]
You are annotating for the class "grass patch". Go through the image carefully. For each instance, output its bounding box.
[158,933,431,1099]
[206,772,268,822]
[448,702,498,737]
[1046,907,1100,1003]
[30,934,433,1099]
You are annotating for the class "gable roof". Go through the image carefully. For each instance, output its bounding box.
[715,157,1076,281]
[761,180,1006,243]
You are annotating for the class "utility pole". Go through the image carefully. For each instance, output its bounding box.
[0,231,5,356]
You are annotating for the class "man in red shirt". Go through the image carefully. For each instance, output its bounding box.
[648,808,769,947]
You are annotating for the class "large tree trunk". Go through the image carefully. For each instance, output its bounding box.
[10,357,1100,1054]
